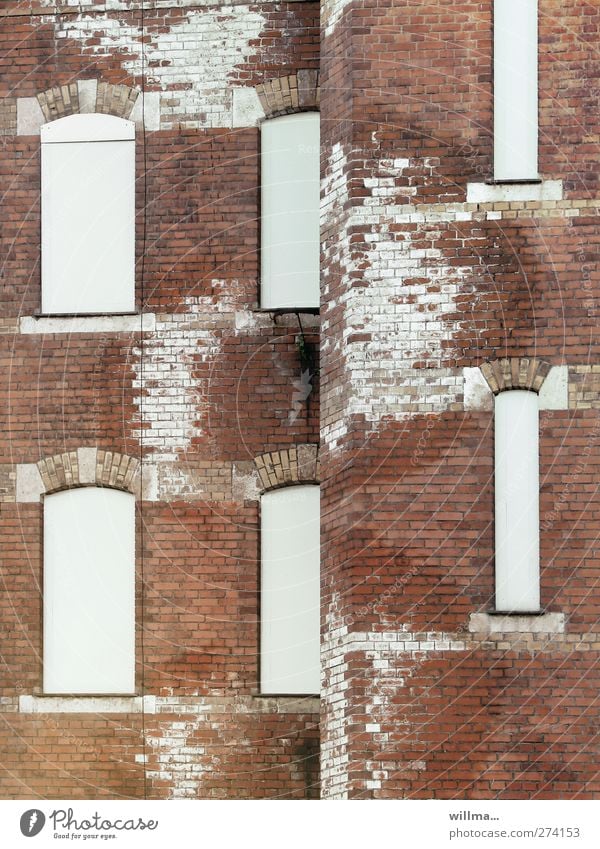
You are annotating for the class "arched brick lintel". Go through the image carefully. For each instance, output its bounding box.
[480,357,552,395]
[256,70,320,120]
[254,444,319,493]
[36,81,140,123]
[37,448,139,496]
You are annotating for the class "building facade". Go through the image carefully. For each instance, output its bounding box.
[0,0,599,800]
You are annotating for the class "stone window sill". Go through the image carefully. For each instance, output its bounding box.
[20,313,156,334]
[468,612,565,635]
[18,695,156,714]
[466,180,563,204]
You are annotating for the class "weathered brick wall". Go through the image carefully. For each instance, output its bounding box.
[0,1,320,799]
[0,711,144,800]
[321,0,600,798]
[3,0,598,802]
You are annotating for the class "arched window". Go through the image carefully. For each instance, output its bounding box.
[494,390,540,611]
[260,112,320,310]
[43,487,135,694]
[41,113,135,314]
[260,484,320,694]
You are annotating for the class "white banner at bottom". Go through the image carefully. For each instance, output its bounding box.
[0,799,598,848]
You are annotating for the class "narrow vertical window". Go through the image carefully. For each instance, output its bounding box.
[494,390,540,612]
[261,485,320,694]
[494,0,538,181]
[43,487,135,694]
[41,113,135,314]
[260,112,320,310]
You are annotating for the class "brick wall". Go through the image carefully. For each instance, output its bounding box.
[2,0,599,801]
[321,0,600,798]
[0,1,320,799]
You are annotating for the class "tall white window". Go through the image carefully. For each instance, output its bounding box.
[494,390,540,612]
[261,485,320,694]
[43,487,135,694]
[41,113,135,314]
[260,112,320,310]
[494,0,538,181]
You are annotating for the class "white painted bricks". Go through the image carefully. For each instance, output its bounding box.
[57,9,266,130]
[321,151,471,449]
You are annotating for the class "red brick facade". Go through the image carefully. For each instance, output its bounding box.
[0,0,598,800]
[320,0,600,798]
[0,0,319,799]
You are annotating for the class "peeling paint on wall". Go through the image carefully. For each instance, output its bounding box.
[321,621,469,799]
[321,151,483,450]
[146,714,211,799]
[56,7,266,128]
[141,695,319,799]
[322,0,353,39]
[133,296,232,465]
[320,591,350,799]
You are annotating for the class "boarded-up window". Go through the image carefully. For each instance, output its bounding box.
[494,0,538,180]
[261,485,320,694]
[43,487,135,694]
[260,113,320,310]
[494,390,540,612]
[41,113,135,314]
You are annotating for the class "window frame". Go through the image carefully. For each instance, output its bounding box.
[259,111,320,312]
[259,483,320,696]
[494,388,541,613]
[40,112,136,317]
[493,0,539,182]
[42,485,136,696]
